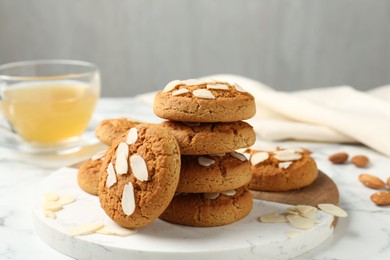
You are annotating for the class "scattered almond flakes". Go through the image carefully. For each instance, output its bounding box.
[68,222,104,237]
[96,225,137,237]
[43,209,57,219]
[57,195,76,206]
[287,231,301,238]
[286,214,315,230]
[318,203,348,217]
[42,201,63,212]
[258,213,287,223]
[44,192,59,202]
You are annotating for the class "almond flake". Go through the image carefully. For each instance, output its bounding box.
[197,156,215,166]
[258,213,287,223]
[296,205,317,214]
[122,182,136,216]
[233,82,247,92]
[250,152,269,165]
[130,155,148,181]
[95,225,137,236]
[192,89,215,99]
[318,203,348,218]
[106,163,117,188]
[42,201,63,211]
[203,192,220,200]
[278,161,293,169]
[44,192,59,202]
[202,79,217,84]
[68,222,104,237]
[91,150,106,161]
[287,231,301,238]
[163,80,182,92]
[273,150,302,161]
[286,214,314,230]
[43,210,57,219]
[182,79,204,86]
[221,190,236,196]
[207,83,229,90]
[126,128,138,145]
[230,151,247,161]
[57,195,76,205]
[172,88,189,96]
[115,142,129,174]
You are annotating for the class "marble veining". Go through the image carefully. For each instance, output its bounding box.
[0,98,390,259]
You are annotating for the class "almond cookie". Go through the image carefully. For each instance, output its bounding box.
[95,118,141,146]
[77,151,106,196]
[177,153,252,193]
[98,124,181,228]
[247,148,318,191]
[153,79,256,122]
[160,121,255,155]
[160,187,253,227]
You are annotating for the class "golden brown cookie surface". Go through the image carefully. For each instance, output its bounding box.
[153,80,256,122]
[95,118,141,146]
[77,153,105,196]
[177,153,252,193]
[247,148,318,191]
[98,124,181,228]
[159,187,253,227]
[160,121,255,155]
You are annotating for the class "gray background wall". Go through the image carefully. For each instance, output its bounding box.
[0,0,389,97]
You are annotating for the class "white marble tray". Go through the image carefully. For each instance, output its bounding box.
[32,167,335,260]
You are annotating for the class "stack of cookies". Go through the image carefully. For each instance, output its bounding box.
[153,79,257,227]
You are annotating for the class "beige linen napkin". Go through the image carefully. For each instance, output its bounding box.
[136,74,390,157]
[200,74,390,157]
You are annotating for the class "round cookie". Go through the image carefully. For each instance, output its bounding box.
[77,151,106,196]
[160,121,256,155]
[159,187,253,227]
[153,79,256,122]
[98,124,181,228]
[177,152,252,193]
[247,148,318,191]
[95,118,141,146]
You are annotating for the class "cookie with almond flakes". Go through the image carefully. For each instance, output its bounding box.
[153,79,256,122]
[95,118,141,146]
[98,124,181,228]
[177,153,252,193]
[160,120,255,155]
[247,148,318,191]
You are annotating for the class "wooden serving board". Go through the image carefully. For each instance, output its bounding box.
[250,171,339,206]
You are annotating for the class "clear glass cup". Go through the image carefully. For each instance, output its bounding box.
[0,60,100,154]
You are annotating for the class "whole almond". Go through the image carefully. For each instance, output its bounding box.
[351,155,369,168]
[358,174,385,189]
[387,177,390,187]
[328,152,348,164]
[370,191,390,206]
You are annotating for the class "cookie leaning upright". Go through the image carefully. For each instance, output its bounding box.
[153,79,256,122]
[98,124,181,228]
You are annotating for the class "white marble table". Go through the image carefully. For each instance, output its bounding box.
[1,98,390,260]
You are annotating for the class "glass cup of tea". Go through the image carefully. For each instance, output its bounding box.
[0,60,100,154]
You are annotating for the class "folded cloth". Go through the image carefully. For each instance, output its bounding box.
[136,74,390,157]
